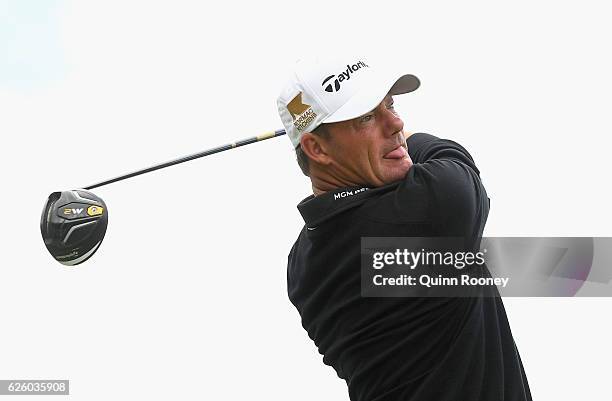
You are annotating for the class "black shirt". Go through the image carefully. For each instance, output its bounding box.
[287,133,532,401]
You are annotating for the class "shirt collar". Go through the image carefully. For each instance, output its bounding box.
[297,183,398,229]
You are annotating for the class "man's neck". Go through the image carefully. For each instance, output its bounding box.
[312,184,327,197]
[311,174,364,197]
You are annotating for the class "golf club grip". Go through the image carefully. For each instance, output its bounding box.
[84,129,287,190]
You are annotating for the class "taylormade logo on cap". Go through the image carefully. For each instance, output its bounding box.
[321,60,369,93]
[277,57,420,148]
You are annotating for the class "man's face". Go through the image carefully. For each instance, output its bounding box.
[322,95,413,187]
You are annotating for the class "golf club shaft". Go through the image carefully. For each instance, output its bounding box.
[84,129,286,190]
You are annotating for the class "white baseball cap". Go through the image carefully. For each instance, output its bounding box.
[277,57,420,148]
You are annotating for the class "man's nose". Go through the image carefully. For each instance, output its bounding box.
[383,108,404,137]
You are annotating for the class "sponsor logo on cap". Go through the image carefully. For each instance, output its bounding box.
[321,60,369,93]
[287,92,317,132]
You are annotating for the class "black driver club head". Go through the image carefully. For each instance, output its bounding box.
[40,189,108,266]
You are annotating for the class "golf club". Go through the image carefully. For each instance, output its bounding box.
[41,129,287,266]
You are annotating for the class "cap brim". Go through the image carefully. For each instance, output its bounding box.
[323,71,420,124]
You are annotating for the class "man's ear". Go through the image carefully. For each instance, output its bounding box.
[300,132,332,166]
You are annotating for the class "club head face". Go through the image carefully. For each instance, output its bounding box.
[40,189,108,266]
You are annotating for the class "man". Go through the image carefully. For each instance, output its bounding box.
[277,58,532,401]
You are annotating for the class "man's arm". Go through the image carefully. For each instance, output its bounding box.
[402,132,489,241]
[406,132,480,176]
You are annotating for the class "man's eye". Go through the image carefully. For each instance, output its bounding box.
[360,114,373,123]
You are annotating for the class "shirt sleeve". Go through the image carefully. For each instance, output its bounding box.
[407,132,480,176]
[403,133,490,242]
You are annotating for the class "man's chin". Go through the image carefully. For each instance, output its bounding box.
[382,157,413,184]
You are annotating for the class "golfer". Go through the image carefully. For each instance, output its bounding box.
[277,58,532,400]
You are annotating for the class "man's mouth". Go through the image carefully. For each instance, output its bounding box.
[383,145,408,159]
